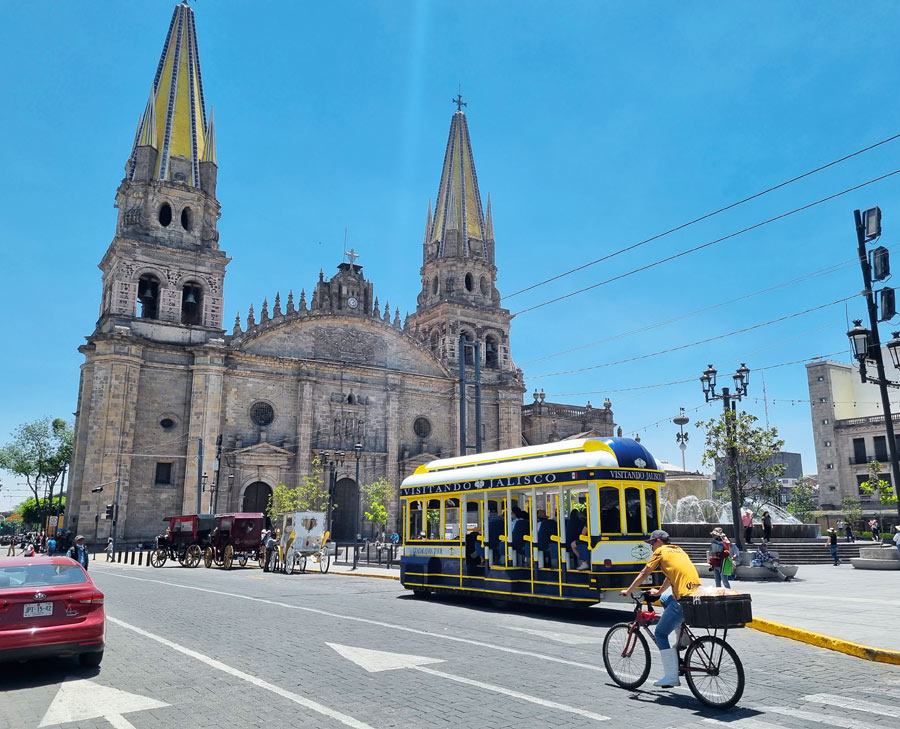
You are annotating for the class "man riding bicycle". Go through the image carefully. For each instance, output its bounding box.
[621,529,701,688]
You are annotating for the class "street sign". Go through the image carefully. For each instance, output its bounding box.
[48,516,58,527]
[39,678,168,729]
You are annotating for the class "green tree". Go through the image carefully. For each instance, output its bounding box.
[841,496,863,528]
[0,418,74,523]
[697,409,785,546]
[266,458,329,521]
[784,478,817,523]
[858,460,898,505]
[18,496,65,527]
[362,477,393,533]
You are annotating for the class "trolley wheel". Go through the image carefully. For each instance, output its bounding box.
[238,554,248,568]
[203,547,213,568]
[149,548,167,568]
[283,547,295,574]
[602,623,651,690]
[223,544,234,570]
[186,544,203,568]
[683,636,745,709]
[318,550,331,574]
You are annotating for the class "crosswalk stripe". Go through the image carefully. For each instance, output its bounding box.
[849,685,900,700]
[803,693,897,717]
[763,705,873,729]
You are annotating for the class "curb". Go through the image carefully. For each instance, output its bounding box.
[330,569,400,582]
[748,618,900,665]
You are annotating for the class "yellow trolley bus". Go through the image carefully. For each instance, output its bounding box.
[399,438,665,605]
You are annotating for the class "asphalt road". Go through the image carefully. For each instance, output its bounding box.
[3,561,900,729]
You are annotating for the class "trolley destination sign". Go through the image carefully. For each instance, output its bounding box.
[400,467,665,496]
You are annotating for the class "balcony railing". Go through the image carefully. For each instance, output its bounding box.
[848,454,891,465]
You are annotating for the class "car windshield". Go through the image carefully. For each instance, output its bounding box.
[0,564,89,589]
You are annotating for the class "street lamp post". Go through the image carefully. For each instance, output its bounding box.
[847,206,900,525]
[320,451,344,536]
[352,443,362,570]
[674,407,690,472]
[700,363,750,549]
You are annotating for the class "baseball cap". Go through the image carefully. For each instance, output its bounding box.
[644,529,669,544]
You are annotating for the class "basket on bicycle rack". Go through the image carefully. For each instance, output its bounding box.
[679,593,752,628]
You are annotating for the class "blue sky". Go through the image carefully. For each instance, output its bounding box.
[3,1,900,510]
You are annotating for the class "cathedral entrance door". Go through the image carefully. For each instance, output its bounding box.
[243,482,273,530]
[330,478,359,542]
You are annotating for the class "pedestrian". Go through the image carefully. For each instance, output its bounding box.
[827,527,840,566]
[621,530,701,688]
[742,508,754,545]
[104,536,114,561]
[870,519,881,543]
[729,539,741,580]
[762,511,773,543]
[893,526,900,561]
[263,530,277,572]
[6,538,15,557]
[23,542,35,557]
[708,528,731,588]
[47,535,56,554]
[844,520,855,543]
[66,535,90,571]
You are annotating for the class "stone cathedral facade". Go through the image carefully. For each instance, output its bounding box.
[67,3,614,542]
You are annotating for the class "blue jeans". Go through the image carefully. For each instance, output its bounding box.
[830,544,840,564]
[713,566,731,588]
[655,593,684,650]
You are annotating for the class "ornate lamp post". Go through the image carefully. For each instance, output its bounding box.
[320,451,344,535]
[352,443,362,570]
[673,408,690,471]
[700,363,750,548]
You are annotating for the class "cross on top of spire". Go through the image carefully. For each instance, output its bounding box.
[452,92,466,112]
[344,248,360,264]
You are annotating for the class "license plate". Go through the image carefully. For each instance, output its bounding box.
[23,602,54,618]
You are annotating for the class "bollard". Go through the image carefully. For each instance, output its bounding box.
[117,551,122,563]
[138,551,143,566]
[130,551,135,565]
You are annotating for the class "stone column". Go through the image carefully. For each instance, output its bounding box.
[184,345,226,514]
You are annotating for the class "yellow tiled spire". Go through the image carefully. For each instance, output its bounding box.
[429,103,487,257]
[202,106,217,165]
[128,2,210,187]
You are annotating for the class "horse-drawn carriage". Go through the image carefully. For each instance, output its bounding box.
[280,511,332,574]
[150,514,216,568]
[203,512,265,569]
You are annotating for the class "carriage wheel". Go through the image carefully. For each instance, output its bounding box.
[223,545,234,570]
[238,554,248,568]
[149,548,167,568]
[258,548,266,568]
[318,550,331,574]
[203,547,213,568]
[177,550,188,567]
[283,547,295,574]
[186,544,202,568]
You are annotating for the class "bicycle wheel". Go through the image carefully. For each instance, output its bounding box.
[683,635,745,709]
[602,623,651,689]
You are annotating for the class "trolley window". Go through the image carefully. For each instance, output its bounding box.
[408,500,423,540]
[644,488,659,532]
[465,501,481,532]
[598,486,621,534]
[445,498,461,539]
[624,487,643,534]
[426,499,441,539]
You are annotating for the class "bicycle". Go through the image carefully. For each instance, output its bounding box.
[602,591,745,709]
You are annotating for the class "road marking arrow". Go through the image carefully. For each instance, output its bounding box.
[39,678,168,729]
[327,643,609,722]
[504,625,606,644]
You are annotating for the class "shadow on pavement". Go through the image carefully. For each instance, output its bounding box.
[0,656,100,688]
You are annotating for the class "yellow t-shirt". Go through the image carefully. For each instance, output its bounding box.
[645,544,701,599]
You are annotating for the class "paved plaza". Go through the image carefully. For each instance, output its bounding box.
[2,558,899,729]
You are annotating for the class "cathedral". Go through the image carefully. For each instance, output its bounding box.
[67,2,615,542]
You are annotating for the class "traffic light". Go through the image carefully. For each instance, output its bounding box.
[105,504,114,520]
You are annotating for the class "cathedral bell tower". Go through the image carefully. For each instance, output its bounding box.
[411,98,515,377]
[97,1,227,340]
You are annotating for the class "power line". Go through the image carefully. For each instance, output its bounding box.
[504,131,900,301]
[530,296,856,379]
[512,168,900,317]
[520,255,860,366]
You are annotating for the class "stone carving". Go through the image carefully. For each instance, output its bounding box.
[314,327,376,363]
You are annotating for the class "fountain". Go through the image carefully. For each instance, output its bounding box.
[661,494,819,539]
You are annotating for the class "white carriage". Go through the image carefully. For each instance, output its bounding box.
[280,511,332,574]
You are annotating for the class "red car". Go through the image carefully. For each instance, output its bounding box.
[0,556,105,666]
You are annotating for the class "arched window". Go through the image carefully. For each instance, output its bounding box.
[180,206,193,231]
[158,203,172,227]
[464,273,474,292]
[430,330,441,357]
[485,335,499,369]
[137,274,160,319]
[181,282,203,325]
[432,276,439,295]
[461,331,475,365]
